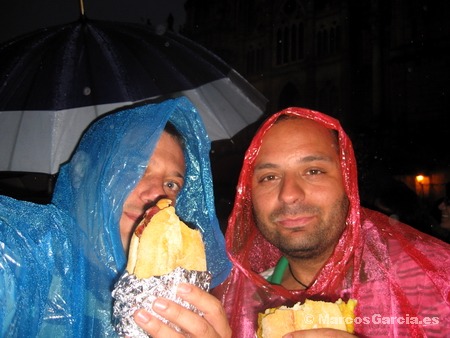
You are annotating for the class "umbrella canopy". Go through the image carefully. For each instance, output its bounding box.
[0,17,267,175]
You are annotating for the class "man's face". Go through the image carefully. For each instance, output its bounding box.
[120,131,185,253]
[251,118,349,261]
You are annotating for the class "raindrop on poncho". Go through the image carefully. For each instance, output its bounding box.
[0,97,231,337]
[212,107,450,337]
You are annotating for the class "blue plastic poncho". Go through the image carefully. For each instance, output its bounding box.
[0,97,231,337]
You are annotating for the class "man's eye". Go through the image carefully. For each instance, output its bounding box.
[165,181,182,191]
[260,174,277,182]
[307,169,324,175]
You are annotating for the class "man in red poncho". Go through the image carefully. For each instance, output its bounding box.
[213,107,450,337]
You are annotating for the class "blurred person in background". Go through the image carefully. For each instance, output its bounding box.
[367,176,438,235]
[431,182,450,243]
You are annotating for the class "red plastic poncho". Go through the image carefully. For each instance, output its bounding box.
[213,107,450,337]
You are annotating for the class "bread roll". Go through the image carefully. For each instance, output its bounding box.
[257,298,357,338]
[126,198,207,279]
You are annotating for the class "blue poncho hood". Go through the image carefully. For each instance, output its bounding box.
[0,97,231,337]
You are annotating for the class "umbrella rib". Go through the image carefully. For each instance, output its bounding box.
[7,110,24,171]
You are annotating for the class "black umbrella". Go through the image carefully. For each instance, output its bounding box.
[0,17,267,175]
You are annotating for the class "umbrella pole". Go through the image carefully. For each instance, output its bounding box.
[79,0,85,16]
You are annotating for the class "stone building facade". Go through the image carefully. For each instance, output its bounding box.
[181,0,450,202]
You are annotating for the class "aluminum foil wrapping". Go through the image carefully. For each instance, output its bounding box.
[112,267,211,337]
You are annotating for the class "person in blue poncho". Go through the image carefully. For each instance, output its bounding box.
[0,97,232,337]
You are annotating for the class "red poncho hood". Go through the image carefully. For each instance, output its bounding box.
[214,107,450,337]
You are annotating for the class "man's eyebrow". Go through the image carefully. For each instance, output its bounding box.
[254,154,334,171]
[254,162,278,171]
[174,171,185,179]
[301,155,334,162]
[166,167,185,180]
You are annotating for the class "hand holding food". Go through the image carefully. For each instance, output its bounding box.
[112,198,210,337]
[134,283,232,338]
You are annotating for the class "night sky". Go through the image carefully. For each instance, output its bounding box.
[0,0,186,43]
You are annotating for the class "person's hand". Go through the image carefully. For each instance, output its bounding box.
[133,283,232,338]
[283,328,357,338]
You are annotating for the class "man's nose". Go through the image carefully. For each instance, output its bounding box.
[279,174,305,204]
[138,178,166,203]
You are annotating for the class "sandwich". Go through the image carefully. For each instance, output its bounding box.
[257,298,357,338]
[126,198,207,278]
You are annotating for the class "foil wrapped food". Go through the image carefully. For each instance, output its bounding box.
[112,267,211,337]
